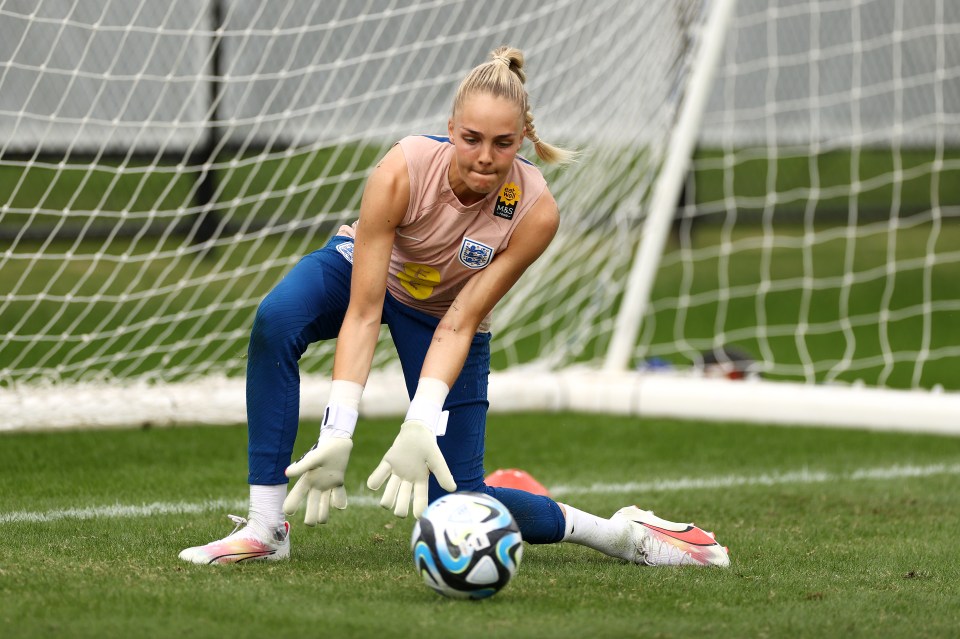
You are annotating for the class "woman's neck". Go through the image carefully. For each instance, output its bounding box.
[447,160,487,207]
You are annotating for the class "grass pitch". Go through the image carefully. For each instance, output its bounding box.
[2,414,960,638]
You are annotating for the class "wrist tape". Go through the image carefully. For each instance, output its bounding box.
[405,397,449,436]
[318,403,359,439]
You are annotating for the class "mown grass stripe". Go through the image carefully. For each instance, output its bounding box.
[3,461,958,525]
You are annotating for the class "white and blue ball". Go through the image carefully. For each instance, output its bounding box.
[411,492,523,599]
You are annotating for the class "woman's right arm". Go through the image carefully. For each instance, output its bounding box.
[331,144,410,385]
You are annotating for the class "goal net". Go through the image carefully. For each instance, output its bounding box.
[616,0,960,432]
[3,0,958,432]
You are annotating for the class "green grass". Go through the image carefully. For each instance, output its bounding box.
[0,145,384,229]
[643,222,960,389]
[2,146,959,389]
[3,414,960,638]
[4,223,959,388]
[693,147,960,217]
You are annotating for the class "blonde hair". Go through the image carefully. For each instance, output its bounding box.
[451,46,577,165]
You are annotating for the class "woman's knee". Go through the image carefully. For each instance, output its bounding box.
[249,290,309,358]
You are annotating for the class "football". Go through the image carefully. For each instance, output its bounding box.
[411,492,523,599]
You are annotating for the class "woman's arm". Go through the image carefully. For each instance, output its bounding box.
[367,188,560,518]
[331,145,410,385]
[421,188,561,385]
[282,145,410,526]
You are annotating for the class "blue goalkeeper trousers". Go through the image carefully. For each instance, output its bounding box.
[245,236,565,544]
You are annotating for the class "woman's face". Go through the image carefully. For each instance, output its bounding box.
[447,92,524,203]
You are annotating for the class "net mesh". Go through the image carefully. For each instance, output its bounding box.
[638,0,960,391]
[1,0,699,387]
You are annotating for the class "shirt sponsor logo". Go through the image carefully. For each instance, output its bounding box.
[458,237,494,269]
[397,262,441,300]
[494,181,521,220]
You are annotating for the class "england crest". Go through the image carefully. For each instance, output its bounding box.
[336,240,354,264]
[458,237,494,269]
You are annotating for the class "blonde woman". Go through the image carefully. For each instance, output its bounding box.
[180,47,729,568]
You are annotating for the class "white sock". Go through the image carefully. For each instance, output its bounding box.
[247,484,287,538]
[560,504,633,561]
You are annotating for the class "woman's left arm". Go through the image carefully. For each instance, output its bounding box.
[421,188,560,385]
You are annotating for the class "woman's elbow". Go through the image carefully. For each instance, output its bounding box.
[434,315,480,342]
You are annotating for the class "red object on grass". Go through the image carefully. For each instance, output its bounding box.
[484,468,551,496]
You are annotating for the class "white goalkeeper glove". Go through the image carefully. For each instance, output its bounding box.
[282,406,356,526]
[366,419,456,519]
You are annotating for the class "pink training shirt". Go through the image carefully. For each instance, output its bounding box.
[337,135,548,333]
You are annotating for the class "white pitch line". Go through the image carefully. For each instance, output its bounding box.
[0,496,381,525]
[2,462,959,525]
[0,498,247,524]
[549,462,960,496]
[549,468,831,496]
[551,462,960,496]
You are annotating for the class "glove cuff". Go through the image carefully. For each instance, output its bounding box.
[319,403,359,439]
[405,377,450,436]
[405,398,449,436]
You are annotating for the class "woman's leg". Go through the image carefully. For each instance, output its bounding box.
[246,237,354,485]
[180,237,355,564]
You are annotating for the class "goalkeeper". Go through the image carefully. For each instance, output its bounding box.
[180,46,729,568]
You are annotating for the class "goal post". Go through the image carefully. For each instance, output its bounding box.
[604,0,737,372]
[3,1,959,434]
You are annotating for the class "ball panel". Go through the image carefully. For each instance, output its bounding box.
[466,555,499,585]
[410,492,523,599]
